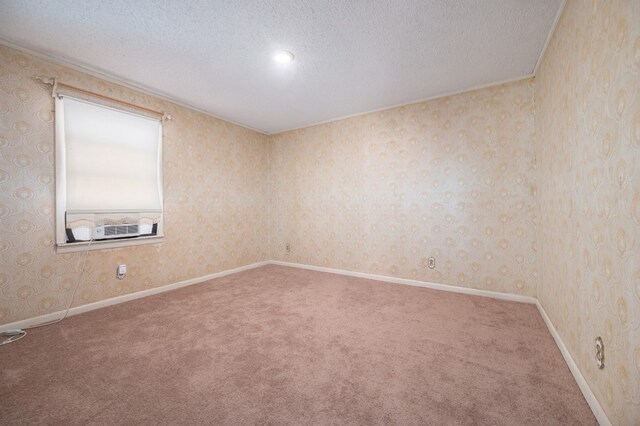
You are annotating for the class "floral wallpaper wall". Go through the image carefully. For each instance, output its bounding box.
[535,0,640,424]
[269,79,537,297]
[0,44,269,325]
[4,2,638,418]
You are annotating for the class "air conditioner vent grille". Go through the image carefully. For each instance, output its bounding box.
[104,224,139,237]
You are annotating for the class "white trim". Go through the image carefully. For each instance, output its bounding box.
[0,261,268,333]
[55,235,164,254]
[268,74,534,135]
[273,260,609,423]
[268,260,537,304]
[532,0,566,76]
[54,95,66,246]
[1,258,607,425]
[0,38,268,136]
[0,38,535,136]
[54,94,165,249]
[535,300,611,426]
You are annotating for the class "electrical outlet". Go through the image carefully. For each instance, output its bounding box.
[285,243,291,253]
[428,257,436,269]
[595,336,604,369]
[116,264,127,280]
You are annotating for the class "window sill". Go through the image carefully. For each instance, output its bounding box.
[56,236,164,254]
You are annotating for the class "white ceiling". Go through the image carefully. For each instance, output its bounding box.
[0,0,563,134]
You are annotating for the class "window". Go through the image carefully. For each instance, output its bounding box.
[54,87,164,252]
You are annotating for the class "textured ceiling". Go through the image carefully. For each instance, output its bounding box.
[0,0,563,134]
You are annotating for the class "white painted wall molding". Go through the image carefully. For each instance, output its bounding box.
[1,258,607,426]
[271,260,609,424]
[535,301,611,426]
[1,259,535,333]
[268,260,537,304]
[0,261,268,333]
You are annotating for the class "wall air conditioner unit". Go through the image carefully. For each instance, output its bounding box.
[65,211,161,243]
[94,223,142,240]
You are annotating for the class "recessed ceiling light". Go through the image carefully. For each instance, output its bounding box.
[273,50,295,64]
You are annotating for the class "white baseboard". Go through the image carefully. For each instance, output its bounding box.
[0,259,539,332]
[0,261,268,333]
[535,301,611,426]
[272,260,609,424]
[268,260,537,304]
[1,258,607,425]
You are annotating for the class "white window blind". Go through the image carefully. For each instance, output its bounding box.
[60,96,162,212]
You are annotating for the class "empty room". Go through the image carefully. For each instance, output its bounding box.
[0,0,638,424]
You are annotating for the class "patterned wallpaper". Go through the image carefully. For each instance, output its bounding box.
[535,0,640,424]
[269,79,537,296]
[3,3,638,419]
[0,44,269,325]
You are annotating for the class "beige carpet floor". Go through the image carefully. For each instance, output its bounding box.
[1,265,595,425]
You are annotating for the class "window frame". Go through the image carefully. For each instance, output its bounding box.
[54,92,164,253]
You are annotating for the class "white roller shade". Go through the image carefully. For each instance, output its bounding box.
[60,96,162,212]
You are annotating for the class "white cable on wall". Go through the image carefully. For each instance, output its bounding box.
[0,239,93,346]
